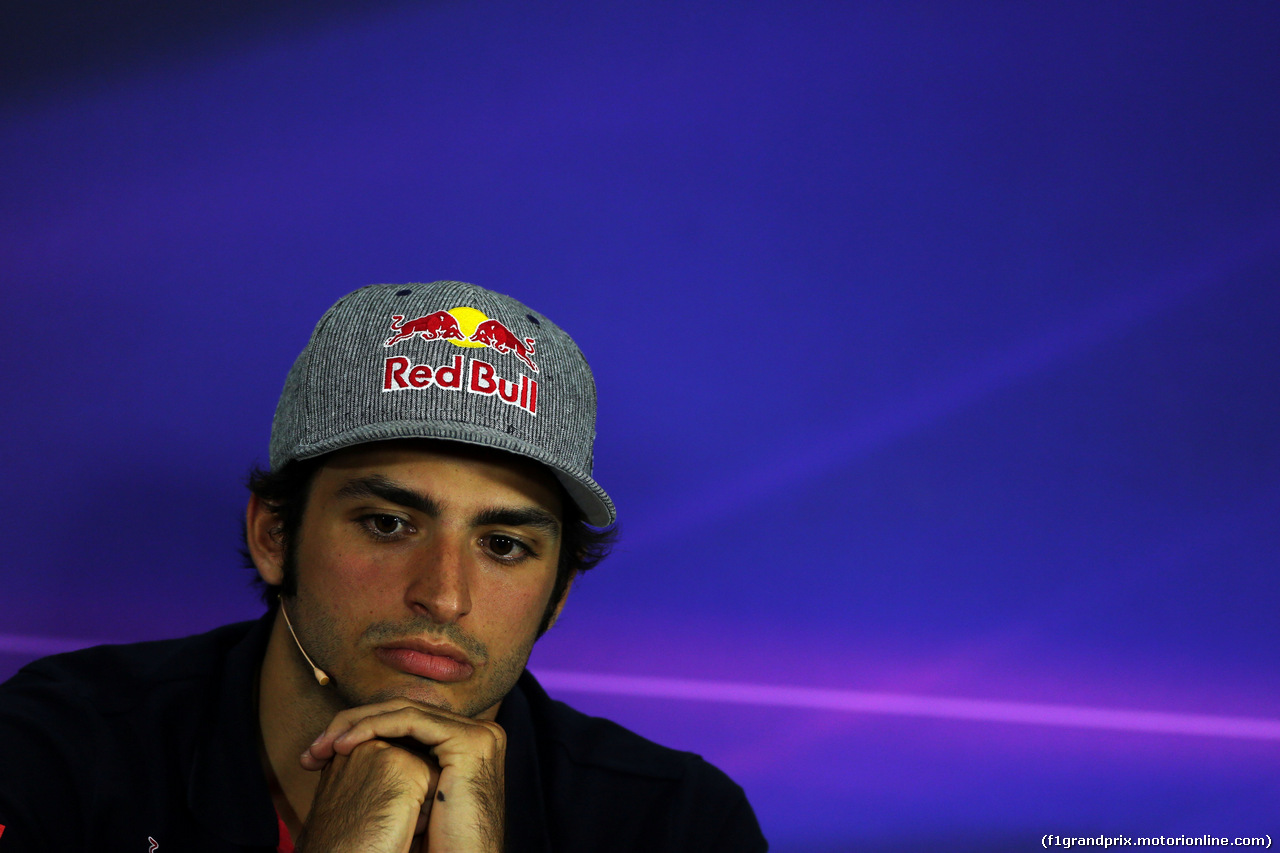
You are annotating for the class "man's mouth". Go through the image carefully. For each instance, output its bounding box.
[374,640,475,682]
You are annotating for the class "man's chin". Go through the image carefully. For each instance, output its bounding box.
[361,682,464,714]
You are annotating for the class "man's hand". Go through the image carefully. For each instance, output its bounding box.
[296,738,434,853]
[298,701,506,853]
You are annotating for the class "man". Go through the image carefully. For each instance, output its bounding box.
[0,282,767,851]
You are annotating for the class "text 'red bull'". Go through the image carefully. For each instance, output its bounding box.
[382,354,537,415]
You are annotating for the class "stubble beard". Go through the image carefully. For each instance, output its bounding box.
[285,586,537,720]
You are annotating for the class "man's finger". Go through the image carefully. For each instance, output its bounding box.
[329,706,505,764]
[302,701,435,767]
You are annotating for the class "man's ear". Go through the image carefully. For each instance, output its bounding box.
[543,573,576,633]
[245,494,286,586]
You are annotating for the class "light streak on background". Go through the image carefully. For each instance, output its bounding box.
[0,634,111,658]
[535,670,1280,741]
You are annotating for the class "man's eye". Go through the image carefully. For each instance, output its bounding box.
[363,514,408,538]
[483,534,531,561]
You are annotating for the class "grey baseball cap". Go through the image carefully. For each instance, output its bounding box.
[269,281,615,526]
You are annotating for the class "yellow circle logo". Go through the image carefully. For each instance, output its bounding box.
[445,306,489,348]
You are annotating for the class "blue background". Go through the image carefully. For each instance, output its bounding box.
[3,2,1278,849]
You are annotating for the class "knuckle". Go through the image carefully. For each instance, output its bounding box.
[472,721,506,752]
[482,720,506,741]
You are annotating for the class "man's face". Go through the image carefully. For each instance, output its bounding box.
[279,440,564,720]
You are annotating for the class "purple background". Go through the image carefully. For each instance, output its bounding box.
[3,2,1279,849]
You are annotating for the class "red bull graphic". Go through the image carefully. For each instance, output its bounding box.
[384,307,538,373]
[380,306,539,415]
[468,318,538,373]
[385,311,465,346]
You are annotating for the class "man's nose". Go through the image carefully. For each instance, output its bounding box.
[405,536,473,623]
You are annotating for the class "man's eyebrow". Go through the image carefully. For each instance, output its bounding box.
[333,476,440,517]
[333,476,560,540]
[473,507,562,542]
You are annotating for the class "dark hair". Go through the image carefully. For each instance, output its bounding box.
[242,452,616,635]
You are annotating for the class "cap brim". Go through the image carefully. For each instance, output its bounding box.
[288,420,616,527]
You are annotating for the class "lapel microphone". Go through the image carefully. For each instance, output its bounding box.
[279,599,331,686]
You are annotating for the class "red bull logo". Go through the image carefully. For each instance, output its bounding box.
[380,306,539,415]
[385,307,537,372]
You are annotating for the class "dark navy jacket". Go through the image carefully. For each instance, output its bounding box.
[0,615,766,851]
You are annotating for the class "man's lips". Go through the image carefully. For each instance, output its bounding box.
[374,641,475,682]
